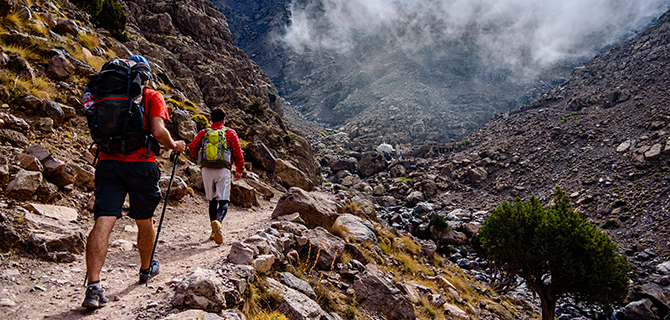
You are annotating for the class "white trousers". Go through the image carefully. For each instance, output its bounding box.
[202,167,231,201]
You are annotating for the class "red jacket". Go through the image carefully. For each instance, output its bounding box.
[188,122,244,172]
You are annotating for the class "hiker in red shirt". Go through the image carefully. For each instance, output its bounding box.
[83,55,186,309]
[188,109,244,245]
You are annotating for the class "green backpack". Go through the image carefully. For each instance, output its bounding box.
[198,127,232,168]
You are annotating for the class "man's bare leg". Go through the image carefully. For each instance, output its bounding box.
[85,216,117,283]
[135,218,156,270]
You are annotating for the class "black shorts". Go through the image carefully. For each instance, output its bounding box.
[93,160,161,220]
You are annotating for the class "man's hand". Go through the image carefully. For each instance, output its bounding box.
[173,140,186,153]
[234,170,242,181]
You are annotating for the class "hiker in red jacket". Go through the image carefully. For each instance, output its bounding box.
[188,109,244,245]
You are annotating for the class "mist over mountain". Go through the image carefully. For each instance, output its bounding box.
[213,0,670,146]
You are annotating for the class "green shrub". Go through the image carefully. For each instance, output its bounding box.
[344,306,356,319]
[71,0,103,16]
[183,100,198,113]
[268,91,277,103]
[601,220,620,229]
[94,0,127,42]
[283,134,291,143]
[245,101,265,116]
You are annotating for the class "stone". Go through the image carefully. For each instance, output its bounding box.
[46,54,74,81]
[657,261,670,275]
[248,141,276,172]
[36,180,59,203]
[71,162,95,190]
[442,229,468,245]
[0,112,30,132]
[617,140,632,153]
[389,164,406,177]
[467,167,488,183]
[358,151,387,177]
[6,169,42,201]
[8,55,35,82]
[353,271,415,320]
[278,272,316,298]
[332,214,377,243]
[405,191,424,207]
[24,203,77,221]
[305,227,346,270]
[397,282,421,303]
[252,254,275,274]
[330,158,357,173]
[25,144,52,162]
[162,310,206,320]
[421,179,438,197]
[266,278,328,320]
[23,212,85,262]
[60,104,76,120]
[231,179,256,208]
[159,174,188,200]
[275,159,313,191]
[0,129,29,147]
[53,19,79,36]
[228,242,255,265]
[372,185,385,196]
[173,109,197,141]
[447,209,472,221]
[110,239,134,252]
[180,165,203,190]
[271,187,345,230]
[444,303,471,320]
[40,99,65,126]
[0,155,8,183]
[35,118,54,133]
[645,144,663,161]
[44,158,76,188]
[171,268,242,313]
[421,240,437,263]
[623,299,659,320]
[462,222,481,238]
[0,298,15,307]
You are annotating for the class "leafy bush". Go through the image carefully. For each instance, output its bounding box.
[71,0,103,16]
[268,91,277,103]
[471,187,631,320]
[602,219,620,229]
[246,101,265,116]
[93,0,127,42]
[283,133,291,143]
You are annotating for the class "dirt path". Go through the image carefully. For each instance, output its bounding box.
[0,193,275,320]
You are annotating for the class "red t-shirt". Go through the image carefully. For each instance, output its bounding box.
[99,88,170,162]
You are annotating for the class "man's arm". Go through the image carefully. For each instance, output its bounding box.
[151,117,186,152]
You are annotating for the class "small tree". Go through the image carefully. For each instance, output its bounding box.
[471,187,630,320]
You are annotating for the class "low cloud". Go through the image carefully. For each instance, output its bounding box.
[282,0,670,73]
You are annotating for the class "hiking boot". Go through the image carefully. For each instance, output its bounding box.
[211,220,223,245]
[210,231,215,240]
[82,285,108,309]
[139,260,160,284]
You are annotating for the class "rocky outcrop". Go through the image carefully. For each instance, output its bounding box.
[271,188,345,230]
[170,267,244,312]
[353,271,416,320]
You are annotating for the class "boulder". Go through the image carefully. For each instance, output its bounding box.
[467,167,488,183]
[44,158,76,188]
[275,159,313,191]
[405,191,424,207]
[159,175,188,200]
[71,162,95,190]
[0,112,30,132]
[36,180,59,203]
[305,227,345,270]
[35,118,54,133]
[330,158,357,173]
[173,109,197,141]
[358,151,387,177]
[350,195,376,220]
[252,254,275,274]
[389,164,406,177]
[53,19,79,36]
[8,55,35,82]
[443,303,470,320]
[40,99,65,126]
[421,240,437,263]
[278,272,316,298]
[353,271,415,320]
[266,278,329,320]
[441,229,468,245]
[19,95,42,110]
[0,129,29,148]
[657,261,670,275]
[6,169,42,201]
[24,203,77,221]
[271,187,345,230]
[180,165,204,190]
[46,54,74,81]
[0,155,8,183]
[171,268,242,313]
[373,185,385,196]
[248,141,276,172]
[332,214,377,243]
[24,212,85,262]
[25,144,52,162]
[228,242,255,265]
[622,299,659,320]
[645,144,663,161]
[626,283,670,320]
[231,179,256,208]
[420,179,438,197]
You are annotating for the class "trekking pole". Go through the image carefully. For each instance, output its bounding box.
[149,152,180,272]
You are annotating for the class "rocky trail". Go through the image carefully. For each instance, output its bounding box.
[0,194,275,320]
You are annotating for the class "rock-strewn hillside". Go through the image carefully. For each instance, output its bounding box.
[312,8,670,320]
